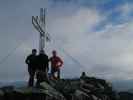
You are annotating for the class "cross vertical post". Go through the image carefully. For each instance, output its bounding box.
[39,8,45,52]
[32,8,50,53]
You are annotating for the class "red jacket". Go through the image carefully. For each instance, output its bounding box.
[49,56,63,69]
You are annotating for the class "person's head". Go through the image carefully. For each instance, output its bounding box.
[52,50,57,56]
[40,50,45,54]
[81,72,86,77]
[32,49,37,55]
[80,72,87,79]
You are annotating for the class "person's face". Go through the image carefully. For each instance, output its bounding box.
[52,52,56,56]
[32,51,37,55]
[40,50,44,54]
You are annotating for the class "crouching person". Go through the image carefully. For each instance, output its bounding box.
[36,50,49,87]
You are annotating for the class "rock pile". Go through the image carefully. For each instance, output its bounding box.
[48,77,117,100]
[0,76,117,100]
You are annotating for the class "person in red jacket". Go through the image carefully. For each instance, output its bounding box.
[49,50,63,79]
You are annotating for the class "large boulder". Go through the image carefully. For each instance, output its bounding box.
[40,82,66,100]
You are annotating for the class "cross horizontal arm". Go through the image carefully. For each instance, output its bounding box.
[32,16,42,34]
[32,16,45,36]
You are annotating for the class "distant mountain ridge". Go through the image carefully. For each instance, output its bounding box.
[0,79,133,91]
[0,81,27,88]
[112,80,133,92]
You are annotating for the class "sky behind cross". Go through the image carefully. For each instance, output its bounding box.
[0,0,133,86]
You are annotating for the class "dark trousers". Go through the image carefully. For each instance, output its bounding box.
[28,67,36,87]
[36,69,49,87]
[51,68,60,79]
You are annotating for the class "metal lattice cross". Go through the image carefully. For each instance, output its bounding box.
[32,8,50,52]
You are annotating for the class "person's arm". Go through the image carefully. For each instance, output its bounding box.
[25,55,30,64]
[58,57,63,67]
[48,57,52,62]
[46,56,49,71]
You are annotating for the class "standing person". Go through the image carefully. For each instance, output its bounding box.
[25,49,37,87]
[36,50,49,86]
[49,50,63,79]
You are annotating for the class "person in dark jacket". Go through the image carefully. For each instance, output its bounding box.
[25,49,37,87]
[36,50,49,86]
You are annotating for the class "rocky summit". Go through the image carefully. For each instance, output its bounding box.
[0,76,118,100]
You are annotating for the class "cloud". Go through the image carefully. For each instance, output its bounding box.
[118,3,133,20]
[46,3,133,80]
[49,0,111,7]
[48,7,101,42]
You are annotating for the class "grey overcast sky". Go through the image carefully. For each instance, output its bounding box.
[0,0,133,84]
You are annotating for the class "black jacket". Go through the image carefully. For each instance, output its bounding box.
[36,54,49,71]
[25,54,37,69]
